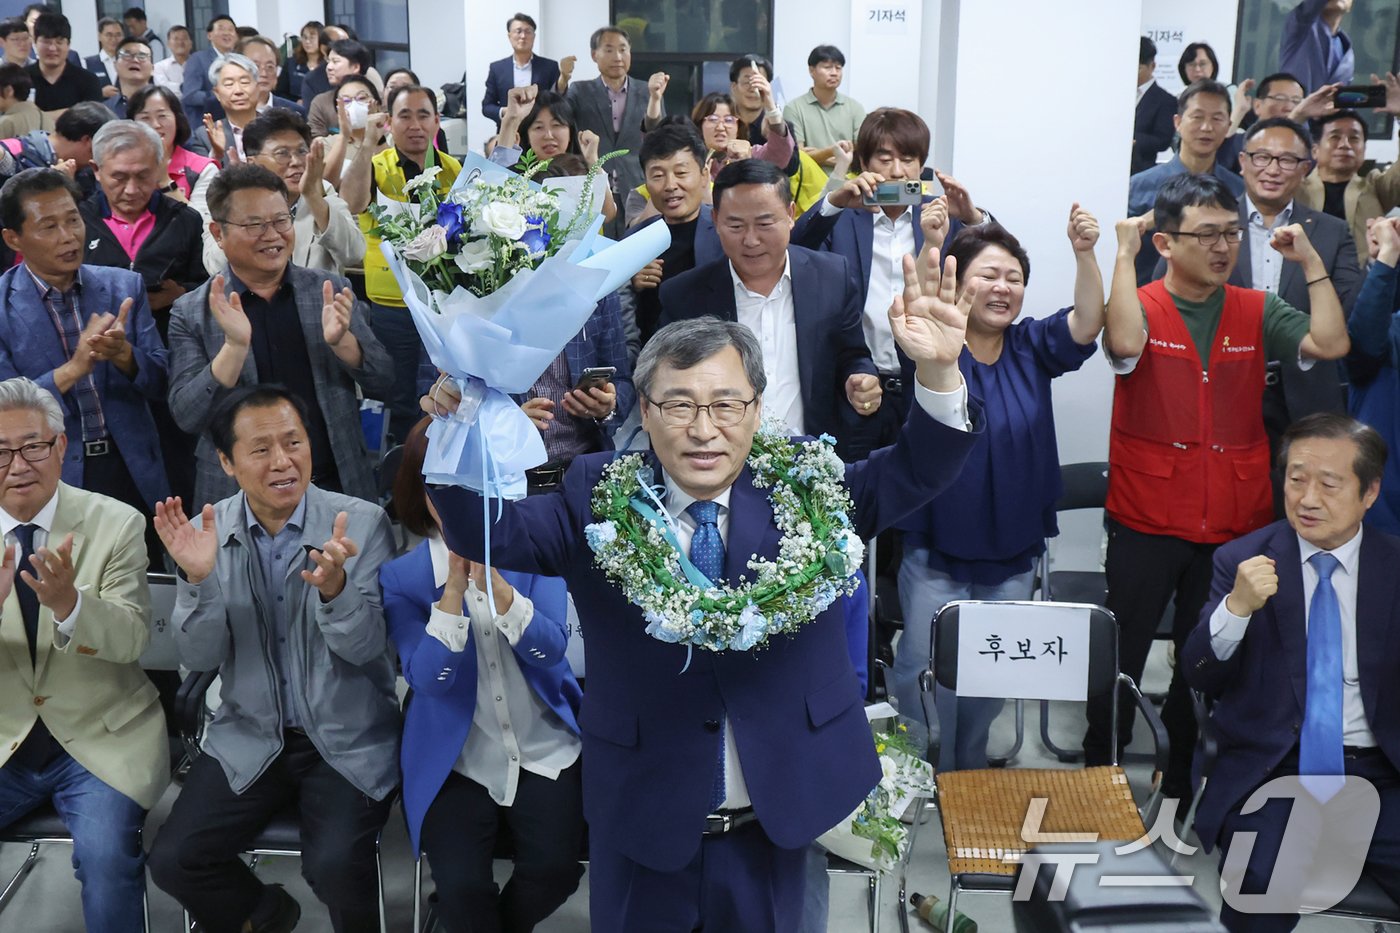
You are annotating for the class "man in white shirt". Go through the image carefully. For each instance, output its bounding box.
[0,376,167,933]
[1184,413,1400,932]
[152,25,191,93]
[657,158,878,447]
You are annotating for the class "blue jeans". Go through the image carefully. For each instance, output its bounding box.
[0,750,147,932]
[893,548,1036,771]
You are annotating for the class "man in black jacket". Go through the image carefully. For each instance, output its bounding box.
[80,119,207,339]
[1134,36,1177,174]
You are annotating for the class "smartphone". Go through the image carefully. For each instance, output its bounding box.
[574,366,616,392]
[862,180,926,208]
[1335,85,1387,109]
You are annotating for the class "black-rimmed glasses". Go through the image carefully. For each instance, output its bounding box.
[1167,227,1245,247]
[0,437,58,469]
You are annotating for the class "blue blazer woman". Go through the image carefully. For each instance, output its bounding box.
[381,539,582,855]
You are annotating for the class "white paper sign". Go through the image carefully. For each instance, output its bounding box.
[955,604,1091,701]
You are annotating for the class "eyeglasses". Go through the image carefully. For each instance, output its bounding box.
[0,437,58,469]
[702,115,738,125]
[1262,93,1305,106]
[34,37,68,48]
[217,214,294,235]
[1243,151,1309,171]
[1168,227,1245,247]
[261,145,310,166]
[645,396,757,427]
[117,50,152,62]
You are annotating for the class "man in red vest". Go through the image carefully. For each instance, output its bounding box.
[1090,172,1350,799]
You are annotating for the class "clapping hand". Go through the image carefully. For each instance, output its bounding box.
[321,280,355,347]
[468,560,515,615]
[1067,203,1100,252]
[22,533,78,621]
[154,498,218,585]
[302,138,327,200]
[889,249,974,392]
[208,275,252,348]
[301,511,359,601]
[203,114,234,165]
[86,297,133,364]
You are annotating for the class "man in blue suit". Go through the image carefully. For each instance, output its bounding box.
[658,159,878,453]
[1184,413,1400,932]
[790,107,990,458]
[428,230,981,929]
[481,13,570,128]
[180,15,237,128]
[0,167,169,566]
[621,122,723,359]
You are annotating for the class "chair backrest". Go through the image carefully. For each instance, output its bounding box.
[138,572,180,671]
[1055,461,1109,513]
[933,600,1119,702]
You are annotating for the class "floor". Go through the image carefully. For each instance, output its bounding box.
[0,644,1385,932]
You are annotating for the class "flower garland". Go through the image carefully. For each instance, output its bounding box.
[585,426,865,651]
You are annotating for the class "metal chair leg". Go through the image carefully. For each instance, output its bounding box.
[946,876,960,930]
[987,699,1025,767]
[870,870,882,933]
[1039,699,1085,762]
[0,842,40,908]
[376,842,387,933]
[414,856,422,933]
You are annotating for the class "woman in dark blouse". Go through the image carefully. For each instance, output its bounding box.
[892,208,1106,771]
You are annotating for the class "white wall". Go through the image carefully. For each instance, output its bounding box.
[406,0,468,92]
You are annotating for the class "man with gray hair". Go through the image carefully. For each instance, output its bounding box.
[426,249,982,929]
[0,375,168,933]
[0,167,170,566]
[193,51,259,163]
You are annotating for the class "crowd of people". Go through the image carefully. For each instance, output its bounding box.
[0,0,1398,931]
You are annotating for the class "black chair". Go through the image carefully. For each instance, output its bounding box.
[174,670,390,933]
[1035,462,1109,763]
[1183,690,1400,931]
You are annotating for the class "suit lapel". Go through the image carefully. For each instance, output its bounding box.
[34,487,85,684]
[1355,529,1395,723]
[787,250,817,415]
[723,466,780,586]
[854,212,874,290]
[709,262,738,322]
[0,581,31,687]
[13,272,69,377]
[1230,203,1251,288]
[1267,525,1308,712]
[912,202,925,256]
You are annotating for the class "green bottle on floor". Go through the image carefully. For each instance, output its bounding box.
[909,892,978,933]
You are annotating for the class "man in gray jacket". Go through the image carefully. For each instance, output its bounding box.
[148,384,398,933]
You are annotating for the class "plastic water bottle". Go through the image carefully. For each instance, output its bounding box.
[909,892,978,933]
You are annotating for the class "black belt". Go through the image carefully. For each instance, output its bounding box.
[1344,745,1383,759]
[878,374,904,395]
[526,462,570,490]
[83,439,111,456]
[703,808,758,835]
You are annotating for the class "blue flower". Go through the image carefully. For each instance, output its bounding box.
[585,520,617,551]
[517,215,551,258]
[818,433,837,447]
[436,201,467,245]
[645,611,683,643]
[833,510,851,528]
[732,603,768,650]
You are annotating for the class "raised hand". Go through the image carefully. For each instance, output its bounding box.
[1374,72,1400,117]
[1225,555,1277,617]
[889,249,974,391]
[1067,203,1100,252]
[579,129,600,165]
[208,274,252,348]
[301,511,359,601]
[934,170,979,224]
[22,533,78,620]
[647,72,670,99]
[1369,216,1400,266]
[321,279,355,347]
[1290,83,1339,122]
[364,112,391,152]
[87,297,133,362]
[829,170,884,210]
[504,85,537,123]
[559,55,577,79]
[830,139,854,176]
[155,497,219,584]
[1270,222,1320,265]
[845,373,882,416]
[203,114,228,164]
[1232,78,1256,122]
[302,137,327,199]
[468,561,515,615]
[747,70,775,110]
[919,195,950,252]
[1115,214,1153,258]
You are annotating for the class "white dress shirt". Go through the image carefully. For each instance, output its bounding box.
[153,57,185,92]
[1208,526,1375,747]
[424,534,582,805]
[1244,195,1293,294]
[98,50,117,85]
[660,376,971,810]
[1136,78,1155,105]
[512,57,534,88]
[731,255,805,434]
[0,488,82,646]
[862,209,916,372]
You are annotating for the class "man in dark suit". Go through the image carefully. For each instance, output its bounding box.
[481,12,571,128]
[180,14,237,128]
[1134,36,1177,174]
[1184,413,1400,932]
[622,122,723,358]
[83,16,123,96]
[658,159,877,448]
[565,25,666,237]
[1154,118,1362,455]
[427,230,981,928]
[0,167,170,565]
[791,106,990,458]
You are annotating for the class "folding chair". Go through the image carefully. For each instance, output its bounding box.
[923,600,1167,923]
[175,671,391,933]
[1184,690,1400,931]
[1035,462,1109,763]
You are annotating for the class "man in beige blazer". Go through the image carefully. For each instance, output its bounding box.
[0,376,166,933]
[1298,108,1400,264]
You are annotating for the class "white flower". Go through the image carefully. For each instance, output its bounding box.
[401,165,442,197]
[879,755,899,793]
[477,200,527,239]
[454,237,494,274]
[401,224,448,262]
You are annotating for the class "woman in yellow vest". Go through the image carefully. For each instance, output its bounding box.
[342,83,462,444]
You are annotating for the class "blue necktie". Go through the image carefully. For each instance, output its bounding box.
[1300,551,1345,801]
[13,524,39,665]
[687,501,728,811]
